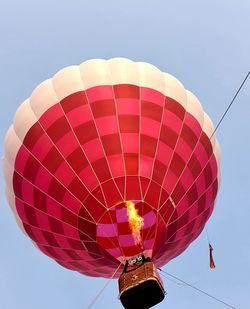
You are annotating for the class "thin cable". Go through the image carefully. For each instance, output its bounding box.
[205,227,210,243]
[86,262,122,309]
[160,271,199,287]
[160,272,185,286]
[158,268,236,309]
[210,71,250,140]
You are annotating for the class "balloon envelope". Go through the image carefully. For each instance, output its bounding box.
[3,58,220,278]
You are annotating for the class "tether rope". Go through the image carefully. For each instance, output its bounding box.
[210,71,250,140]
[158,268,236,308]
[86,262,122,309]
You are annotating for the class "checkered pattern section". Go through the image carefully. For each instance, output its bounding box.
[96,201,157,258]
[12,85,219,278]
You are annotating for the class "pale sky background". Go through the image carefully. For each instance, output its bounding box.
[0,1,250,308]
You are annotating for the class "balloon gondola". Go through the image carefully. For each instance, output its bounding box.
[3,58,220,308]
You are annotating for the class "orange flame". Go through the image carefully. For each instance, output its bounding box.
[126,201,144,245]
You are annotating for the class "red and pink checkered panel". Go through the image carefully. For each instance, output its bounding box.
[12,84,219,278]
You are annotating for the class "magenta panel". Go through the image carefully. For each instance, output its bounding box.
[116,98,140,115]
[86,85,114,102]
[141,88,165,107]
[95,116,119,136]
[66,104,93,128]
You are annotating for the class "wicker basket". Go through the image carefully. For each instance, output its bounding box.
[118,261,165,308]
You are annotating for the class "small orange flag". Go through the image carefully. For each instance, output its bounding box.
[209,244,216,269]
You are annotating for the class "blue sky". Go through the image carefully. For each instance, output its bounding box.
[0,1,249,308]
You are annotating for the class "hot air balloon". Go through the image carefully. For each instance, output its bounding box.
[3,58,220,308]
